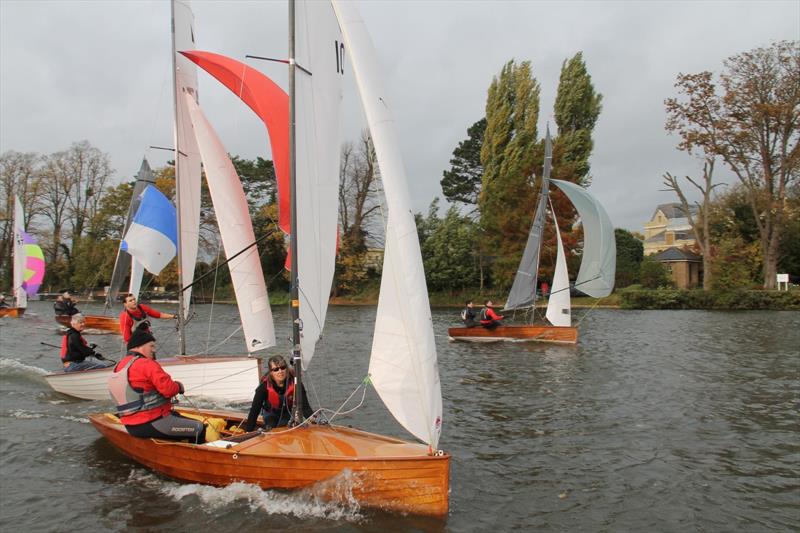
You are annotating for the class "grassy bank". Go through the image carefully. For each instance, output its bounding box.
[214,285,798,310]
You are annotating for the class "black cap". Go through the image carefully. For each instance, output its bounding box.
[127,328,156,351]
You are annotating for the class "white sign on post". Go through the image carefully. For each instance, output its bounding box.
[776,273,789,291]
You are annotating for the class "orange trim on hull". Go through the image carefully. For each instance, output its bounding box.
[447,325,578,344]
[89,408,450,517]
[0,307,24,318]
[56,314,120,333]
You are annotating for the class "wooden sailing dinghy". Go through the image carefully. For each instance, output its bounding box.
[447,324,578,344]
[90,408,450,516]
[0,307,24,318]
[449,128,616,344]
[1,196,44,319]
[55,314,119,333]
[92,0,449,516]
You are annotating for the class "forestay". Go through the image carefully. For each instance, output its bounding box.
[295,0,343,367]
[332,0,443,449]
[184,94,275,353]
[550,179,616,298]
[172,0,202,318]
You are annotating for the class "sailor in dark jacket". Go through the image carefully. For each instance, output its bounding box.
[60,314,112,372]
[244,356,314,431]
[54,291,80,316]
[461,300,478,327]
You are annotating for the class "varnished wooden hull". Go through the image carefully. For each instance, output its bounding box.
[56,314,120,333]
[0,307,25,318]
[89,408,450,517]
[448,324,578,344]
[44,356,261,401]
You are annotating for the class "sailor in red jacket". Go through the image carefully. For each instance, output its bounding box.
[118,293,176,344]
[108,328,205,442]
[479,300,504,330]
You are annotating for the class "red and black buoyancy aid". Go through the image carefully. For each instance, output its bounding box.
[60,328,87,363]
[108,354,171,417]
[126,305,151,330]
[261,375,295,413]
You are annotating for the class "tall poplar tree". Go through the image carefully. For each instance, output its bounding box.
[553,52,603,187]
[479,60,540,288]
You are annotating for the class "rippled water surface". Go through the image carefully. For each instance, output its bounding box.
[1,301,798,531]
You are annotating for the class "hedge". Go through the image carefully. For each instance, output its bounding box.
[618,289,800,310]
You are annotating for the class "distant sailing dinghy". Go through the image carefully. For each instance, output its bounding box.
[91,0,449,517]
[448,128,616,344]
[46,0,266,402]
[1,196,45,318]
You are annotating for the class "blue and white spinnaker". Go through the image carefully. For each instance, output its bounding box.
[122,185,178,275]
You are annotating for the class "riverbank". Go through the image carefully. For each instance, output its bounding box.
[329,287,799,310]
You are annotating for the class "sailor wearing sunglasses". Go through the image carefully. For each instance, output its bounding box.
[244,355,314,431]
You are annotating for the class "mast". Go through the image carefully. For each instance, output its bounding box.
[529,127,553,313]
[288,0,305,424]
[170,1,187,354]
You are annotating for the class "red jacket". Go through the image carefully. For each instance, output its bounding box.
[119,304,163,343]
[113,354,180,425]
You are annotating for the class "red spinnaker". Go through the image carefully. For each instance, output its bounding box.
[180,50,290,238]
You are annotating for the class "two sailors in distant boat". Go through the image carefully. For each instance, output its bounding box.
[108,328,205,443]
[54,291,79,316]
[480,300,504,330]
[244,355,315,432]
[60,314,113,372]
[119,293,176,344]
[461,300,478,328]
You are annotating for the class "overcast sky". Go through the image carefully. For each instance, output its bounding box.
[1,0,798,231]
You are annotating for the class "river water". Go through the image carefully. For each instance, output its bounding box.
[1,301,797,531]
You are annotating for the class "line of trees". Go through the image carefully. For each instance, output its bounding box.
[0,134,386,300]
[3,44,795,302]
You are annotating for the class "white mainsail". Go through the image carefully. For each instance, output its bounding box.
[295,0,343,367]
[332,0,443,449]
[551,179,616,298]
[185,93,276,353]
[545,207,571,327]
[172,0,202,319]
[13,196,27,308]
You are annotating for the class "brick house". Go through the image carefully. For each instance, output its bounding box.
[653,247,702,288]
